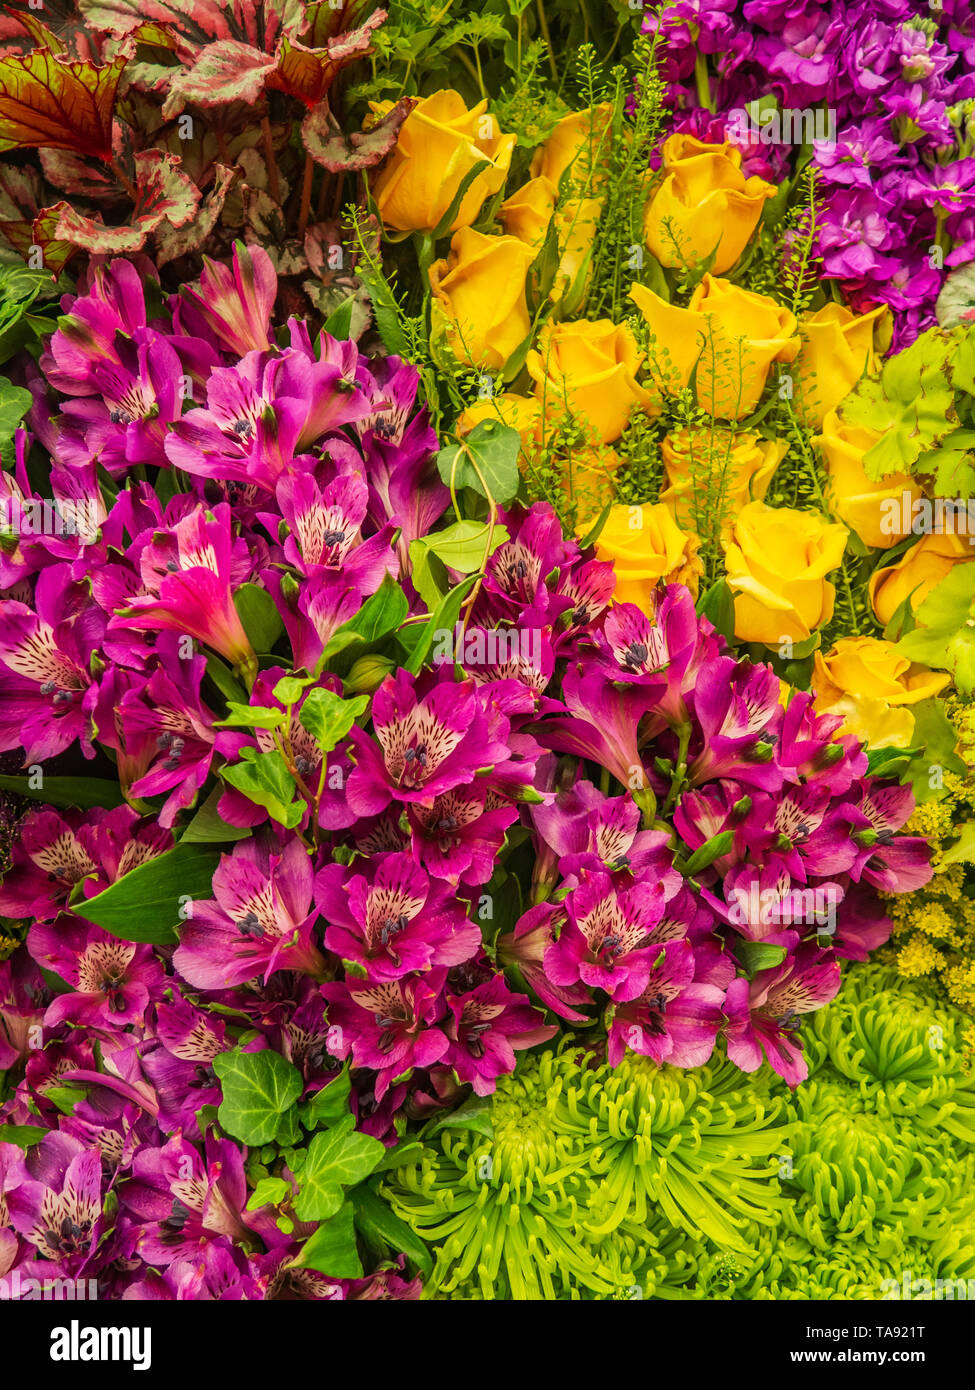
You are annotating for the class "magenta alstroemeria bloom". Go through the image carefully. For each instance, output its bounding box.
[537,662,660,793]
[687,656,784,791]
[723,942,841,1087]
[174,241,277,357]
[142,999,228,1137]
[354,355,446,546]
[174,837,326,990]
[0,568,100,763]
[778,690,867,792]
[443,973,556,1096]
[498,902,592,1022]
[533,780,680,886]
[109,503,257,675]
[5,1131,107,1277]
[543,871,671,1002]
[124,1132,253,1267]
[41,259,156,396]
[0,952,48,1072]
[839,782,932,892]
[320,973,448,1100]
[407,783,519,887]
[29,914,166,1030]
[605,939,724,1068]
[346,668,511,816]
[316,852,480,982]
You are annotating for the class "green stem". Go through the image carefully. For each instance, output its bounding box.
[535,0,558,82]
[694,52,714,114]
[662,722,692,817]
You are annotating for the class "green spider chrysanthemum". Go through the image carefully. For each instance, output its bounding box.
[383,1047,786,1300]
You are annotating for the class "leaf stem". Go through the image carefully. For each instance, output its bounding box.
[261,116,282,206]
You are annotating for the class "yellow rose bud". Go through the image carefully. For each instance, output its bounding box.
[644,134,777,276]
[811,636,950,749]
[530,105,613,191]
[629,275,799,420]
[498,176,557,251]
[869,527,975,627]
[587,502,703,608]
[722,500,848,644]
[814,408,923,550]
[795,302,891,427]
[370,90,516,235]
[456,393,543,455]
[526,318,657,445]
[659,426,787,531]
[429,228,536,369]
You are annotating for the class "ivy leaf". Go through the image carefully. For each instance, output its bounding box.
[300,1065,352,1129]
[436,421,521,505]
[220,748,304,829]
[298,688,369,756]
[295,1200,362,1278]
[843,328,958,478]
[0,49,125,159]
[71,842,222,945]
[216,701,286,731]
[941,821,975,866]
[246,1176,291,1212]
[212,1046,303,1146]
[894,564,975,693]
[292,1117,384,1222]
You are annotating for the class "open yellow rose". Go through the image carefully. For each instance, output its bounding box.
[722,500,849,644]
[660,426,787,531]
[550,196,603,308]
[644,134,777,276]
[370,91,516,234]
[456,393,543,454]
[530,106,613,191]
[869,528,975,627]
[588,502,703,608]
[498,176,557,251]
[526,319,657,444]
[815,409,922,550]
[795,303,891,427]
[429,228,536,369]
[812,636,950,749]
[629,275,799,420]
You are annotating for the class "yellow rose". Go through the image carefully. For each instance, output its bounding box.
[456,393,543,454]
[498,176,557,251]
[560,442,621,524]
[812,636,950,749]
[629,275,799,420]
[588,502,703,607]
[795,303,891,427]
[869,528,975,627]
[644,134,777,276]
[660,426,787,531]
[526,318,657,445]
[814,408,923,550]
[429,228,536,369]
[531,105,613,191]
[722,500,849,644]
[370,91,516,235]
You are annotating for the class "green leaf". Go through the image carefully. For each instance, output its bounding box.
[272,675,314,706]
[941,821,975,866]
[44,1084,87,1117]
[212,1046,303,1145]
[416,520,510,576]
[180,786,252,844]
[322,296,355,339]
[0,1124,46,1147]
[371,1140,427,1174]
[734,940,788,976]
[351,1183,433,1276]
[681,830,734,877]
[300,1065,352,1129]
[429,158,490,241]
[843,328,958,478]
[436,421,521,506]
[298,688,370,756]
[216,701,286,731]
[0,774,124,810]
[295,1201,362,1278]
[220,748,303,829]
[293,1116,384,1222]
[405,575,477,675]
[894,564,975,693]
[71,842,223,945]
[233,583,284,654]
[246,1176,291,1212]
[695,579,736,645]
[0,378,31,446]
[425,1091,494,1140]
[577,501,613,551]
[205,653,248,704]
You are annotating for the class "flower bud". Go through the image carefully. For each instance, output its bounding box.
[345,654,396,694]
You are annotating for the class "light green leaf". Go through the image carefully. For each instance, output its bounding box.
[295,1201,362,1278]
[213,1046,303,1145]
[293,1116,384,1222]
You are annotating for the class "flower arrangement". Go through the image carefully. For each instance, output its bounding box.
[0,0,973,1311]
